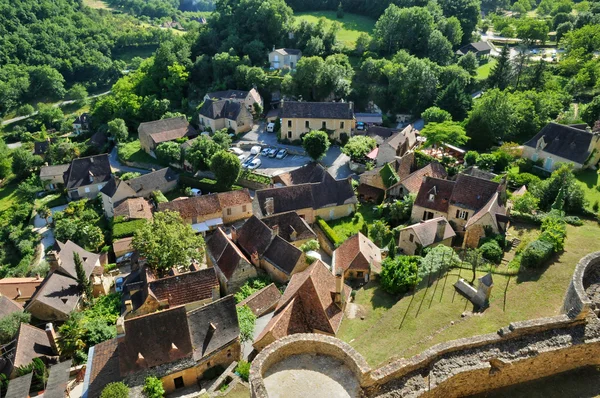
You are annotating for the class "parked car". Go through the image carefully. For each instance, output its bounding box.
[190,188,202,196]
[116,252,134,266]
[276,149,288,159]
[238,154,248,162]
[250,146,262,155]
[115,277,125,293]
[248,158,262,170]
[242,156,256,169]
[229,147,244,155]
[266,122,275,133]
[357,122,365,131]
[268,148,278,158]
[261,147,271,156]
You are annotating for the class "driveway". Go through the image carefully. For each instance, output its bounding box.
[33,204,68,266]
[109,147,151,175]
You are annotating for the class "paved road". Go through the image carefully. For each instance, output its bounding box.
[108,147,152,175]
[1,91,111,126]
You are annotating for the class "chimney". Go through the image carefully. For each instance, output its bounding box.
[349,101,354,111]
[272,225,279,237]
[88,170,94,184]
[45,323,60,355]
[265,197,275,216]
[16,288,22,299]
[334,268,345,308]
[47,250,60,270]
[435,219,446,242]
[289,225,297,242]
[230,226,238,242]
[251,251,260,267]
[124,299,133,313]
[116,316,126,340]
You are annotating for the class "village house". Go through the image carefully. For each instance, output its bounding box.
[355,113,383,127]
[269,48,302,69]
[368,125,418,167]
[83,296,240,396]
[113,237,134,259]
[122,267,220,319]
[398,217,456,255]
[522,122,600,171]
[410,174,508,248]
[332,233,382,282]
[72,113,91,135]
[279,101,355,142]
[0,277,44,304]
[26,241,103,321]
[33,138,58,159]
[158,189,253,233]
[39,164,69,191]
[0,295,23,320]
[198,99,254,134]
[204,88,263,114]
[236,283,281,318]
[456,41,492,57]
[361,126,397,144]
[113,197,153,221]
[254,173,357,223]
[63,154,112,200]
[387,161,448,199]
[358,163,400,202]
[138,116,198,157]
[272,162,326,187]
[100,168,179,218]
[206,228,258,295]
[260,211,317,247]
[253,260,351,351]
[0,323,58,379]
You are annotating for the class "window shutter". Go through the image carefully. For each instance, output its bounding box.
[456,210,460,218]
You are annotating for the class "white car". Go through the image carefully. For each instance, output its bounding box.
[266,122,275,133]
[238,154,248,162]
[261,147,271,156]
[247,158,262,170]
[229,147,244,155]
[250,146,262,155]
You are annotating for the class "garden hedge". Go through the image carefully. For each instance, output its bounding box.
[521,240,554,269]
[315,216,342,246]
[112,219,147,239]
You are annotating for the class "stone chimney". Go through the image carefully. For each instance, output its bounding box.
[435,219,446,242]
[272,225,279,237]
[45,323,60,355]
[124,299,133,313]
[265,197,275,216]
[230,226,238,243]
[289,225,297,242]
[116,316,126,341]
[47,250,61,270]
[251,251,260,267]
[334,268,345,308]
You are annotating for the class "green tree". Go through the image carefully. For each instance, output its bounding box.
[101,382,129,398]
[68,84,88,103]
[420,121,469,147]
[37,103,64,128]
[0,312,31,345]
[342,136,377,162]
[513,191,540,213]
[155,142,182,165]
[582,95,600,127]
[0,139,12,179]
[458,52,479,75]
[428,30,454,65]
[58,312,86,358]
[185,136,221,171]
[369,220,390,247]
[132,211,205,277]
[81,225,105,252]
[212,129,232,150]
[17,104,35,116]
[440,0,481,44]
[516,18,550,44]
[210,151,241,189]
[374,5,435,56]
[422,106,452,124]
[29,65,66,99]
[487,46,513,90]
[440,16,464,47]
[108,119,129,143]
[74,252,93,303]
[435,80,472,121]
[12,148,42,179]
[17,175,42,201]
[237,305,256,343]
[302,130,330,161]
[465,89,514,150]
[143,376,165,398]
[38,205,52,225]
[380,256,421,294]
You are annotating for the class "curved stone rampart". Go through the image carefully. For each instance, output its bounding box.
[562,251,600,317]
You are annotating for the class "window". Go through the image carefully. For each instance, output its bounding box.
[409,234,414,243]
[456,210,469,220]
[340,121,345,129]
[428,194,435,202]
[357,271,364,278]
[305,120,310,128]
[532,153,538,162]
[226,208,232,216]
[322,121,327,129]
[207,361,212,368]
[84,187,90,193]
[423,211,434,220]
[287,120,292,128]
[242,205,247,212]
[227,349,232,358]
[288,131,292,139]
[174,376,184,389]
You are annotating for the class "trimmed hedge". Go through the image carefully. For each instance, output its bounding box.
[479,241,503,264]
[179,174,242,193]
[521,239,554,269]
[113,219,147,239]
[316,216,342,246]
[45,195,68,208]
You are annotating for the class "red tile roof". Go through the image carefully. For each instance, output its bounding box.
[0,278,42,301]
[414,177,456,213]
[394,162,447,194]
[114,198,153,220]
[87,338,120,398]
[334,233,382,274]
[147,268,218,307]
[237,283,282,317]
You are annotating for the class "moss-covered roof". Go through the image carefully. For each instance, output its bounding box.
[379,163,400,188]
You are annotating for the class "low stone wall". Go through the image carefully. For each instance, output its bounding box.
[249,251,600,397]
[237,178,270,191]
[312,223,335,256]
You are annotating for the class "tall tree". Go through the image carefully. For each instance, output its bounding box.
[435,80,472,121]
[302,130,330,161]
[420,121,469,147]
[440,0,481,44]
[74,252,93,304]
[210,151,241,189]
[373,5,435,56]
[487,46,513,90]
[107,118,129,143]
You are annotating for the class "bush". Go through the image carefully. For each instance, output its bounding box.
[151,190,168,204]
[45,195,68,208]
[512,192,539,213]
[179,174,242,192]
[234,276,272,303]
[143,376,164,398]
[237,305,256,343]
[299,239,319,252]
[521,240,554,268]
[464,151,478,166]
[380,256,421,295]
[113,219,148,239]
[236,360,250,382]
[101,382,129,398]
[479,240,503,264]
[510,210,544,225]
[564,216,583,226]
[316,216,342,246]
[539,213,567,252]
[352,212,363,225]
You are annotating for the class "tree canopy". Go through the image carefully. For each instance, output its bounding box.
[302,130,331,161]
[210,151,241,189]
[342,136,377,162]
[420,121,469,148]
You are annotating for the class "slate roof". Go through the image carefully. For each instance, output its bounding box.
[138,117,197,145]
[206,89,249,101]
[207,228,250,280]
[280,101,354,120]
[262,235,303,275]
[73,113,90,125]
[392,162,448,194]
[237,216,274,257]
[523,122,594,164]
[450,174,501,211]
[10,323,55,370]
[465,192,506,231]
[34,138,58,156]
[462,166,497,181]
[43,360,72,398]
[401,217,456,247]
[206,228,230,262]
[63,154,111,190]
[0,277,43,301]
[237,283,282,317]
[0,296,23,319]
[5,372,33,398]
[366,126,397,140]
[396,152,417,180]
[273,162,326,186]
[187,296,239,361]
[272,48,302,55]
[125,168,179,195]
[26,271,80,319]
[357,183,385,201]
[261,212,316,243]
[114,198,153,220]
[99,177,135,198]
[40,164,70,179]
[355,113,383,124]
[458,41,492,55]
[86,339,120,398]
[147,268,218,307]
[118,306,193,375]
[334,233,382,274]
[53,240,100,280]
[199,100,244,121]
[414,177,456,213]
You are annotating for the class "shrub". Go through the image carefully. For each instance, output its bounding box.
[100,381,129,398]
[464,151,478,166]
[143,376,164,398]
[236,360,250,382]
[237,305,256,343]
[380,256,421,295]
[352,212,364,225]
[234,277,271,303]
[45,195,68,208]
[512,192,539,213]
[521,240,554,268]
[540,212,567,252]
[479,240,503,264]
[151,190,168,204]
[299,239,319,252]
[113,219,148,239]
[510,210,544,225]
[564,216,583,226]
[316,216,342,246]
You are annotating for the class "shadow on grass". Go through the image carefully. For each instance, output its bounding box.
[363,281,396,310]
[575,169,598,189]
[515,252,558,284]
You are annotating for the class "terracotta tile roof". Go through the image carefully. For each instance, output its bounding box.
[414,177,456,213]
[125,167,179,195]
[11,323,55,369]
[0,277,43,301]
[63,154,111,190]
[158,193,221,219]
[118,306,193,375]
[86,338,121,398]
[254,297,309,345]
[450,174,500,211]
[112,237,133,255]
[217,189,252,207]
[395,152,417,180]
[114,198,153,220]
[401,217,455,247]
[187,296,239,361]
[237,283,282,317]
[392,162,447,194]
[261,212,316,243]
[147,268,218,307]
[273,162,326,186]
[0,296,23,319]
[138,116,197,144]
[237,216,273,257]
[334,233,382,274]
[262,235,303,276]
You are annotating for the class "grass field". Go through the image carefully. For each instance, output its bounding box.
[0,179,20,213]
[575,169,600,210]
[83,0,113,10]
[328,204,394,244]
[476,59,497,80]
[295,11,375,48]
[337,220,600,367]
[117,140,158,165]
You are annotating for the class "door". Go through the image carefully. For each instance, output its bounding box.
[174,376,184,389]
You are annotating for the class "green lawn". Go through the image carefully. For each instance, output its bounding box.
[575,169,600,210]
[295,11,375,48]
[338,220,600,367]
[117,140,158,165]
[476,59,497,80]
[0,179,20,213]
[113,45,158,65]
[328,204,392,243]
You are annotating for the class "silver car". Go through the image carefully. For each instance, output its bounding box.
[276,149,288,159]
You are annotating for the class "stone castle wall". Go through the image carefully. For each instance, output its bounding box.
[250,251,600,398]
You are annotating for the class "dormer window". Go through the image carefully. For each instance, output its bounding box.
[428,194,435,202]
[536,136,546,151]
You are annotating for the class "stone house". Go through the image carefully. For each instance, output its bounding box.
[0,323,58,379]
[410,174,508,248]
[235,216,307,284]
[72,113,90,135]
[112,197,153,221]
[63,154,112,200]
[0,296,23,320]
[100,168,179,218]
[272,162,326,187]
[387,161,447,199]
[254,174,357,223]
[158,189,253,233]
[0,277,44,304]
[138,116,198,156]
[279,101,355,142]
[236,283,281,317]
[123,267,220,319]
[522,122,600,171]
[206,228,258,295]
[269,48,302,69]
[198,99,253,134]
[204,88,263,114]
[27,241,102,321]
[113,237,134,258]
[83,296,240,397]
[357,162,400,202]
[371,125,418,167]
[398,217,455,255]
[253,260,350,352]
[260,211,317,248]
[332,233,382,282]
